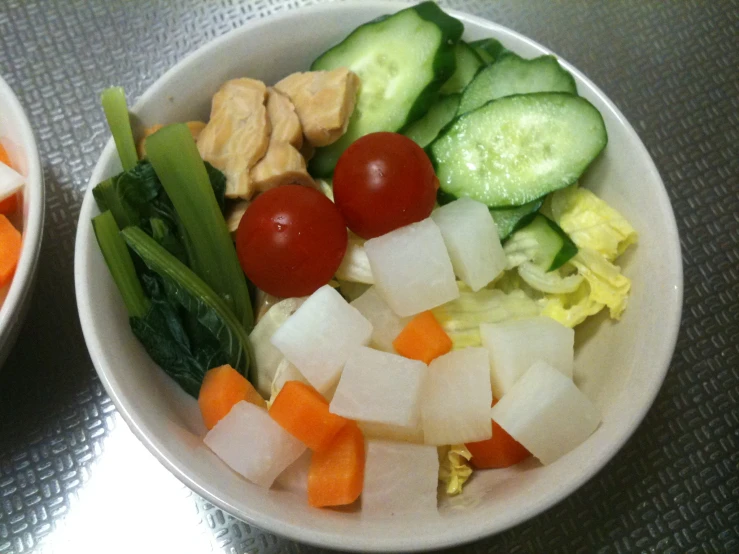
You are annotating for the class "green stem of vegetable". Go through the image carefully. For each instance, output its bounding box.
[101,87,138,171]
[122,226,252,377]
[92,211,149,318]
[92,178,135,229]
[145,124,253,330]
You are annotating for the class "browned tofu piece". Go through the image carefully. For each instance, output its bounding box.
[137,121,206,159]
[274,68,360,147]
[197,78,271,199]
[266,88,302,149]
[250,142,315,192]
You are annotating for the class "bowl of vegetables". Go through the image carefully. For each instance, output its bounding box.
[74,2,682,551]
[0,75,44,367]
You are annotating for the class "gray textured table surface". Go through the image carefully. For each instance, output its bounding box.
[0,0,737,553]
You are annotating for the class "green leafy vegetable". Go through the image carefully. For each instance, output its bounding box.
[101,87,138,172]
[91,210,149,318]
[122,226,253,384]
[145,124,253,330]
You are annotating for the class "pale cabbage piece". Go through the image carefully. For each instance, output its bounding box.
[517,262,584,294]
[432,282,540,349]
[550,185,638,261]
[569,248,631,319]
[335,234,374,284]
[438,444,473,496]
[540,280,604,328]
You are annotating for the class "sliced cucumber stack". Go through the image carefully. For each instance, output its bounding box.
[503,213,578,271]
[429,92,608,208]
[439,42,484,95]
[458,54,577,115]
[468,38,510,65]
[403,93,460,148]
[309,1,464,176]
[490,199,545,240]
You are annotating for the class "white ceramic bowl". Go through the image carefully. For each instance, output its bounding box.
[74,2,683,551]
[0,76,44,367]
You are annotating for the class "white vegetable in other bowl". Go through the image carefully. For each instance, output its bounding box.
[364,218,459,317]
[421,347,492,445]
[329,346,426,427]
[362,440,439,516]
[270,285,372,395]
[204,401,306,487]
[480,317,574,399]
[491,361,601,464]
[350,286,410,352]
[431,197,506,291]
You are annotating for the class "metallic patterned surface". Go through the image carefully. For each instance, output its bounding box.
[0,0,737,552]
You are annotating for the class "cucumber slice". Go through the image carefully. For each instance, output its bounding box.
[468,38,510,65]
[490,199,544,240]
[309,2,463,176]
[458,54,577,115]
[504,213,577,271]
[429,92,608,208]
[439,42,484,95]
[403,93,460,148]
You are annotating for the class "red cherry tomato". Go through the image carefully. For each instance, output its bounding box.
[333,132,439,239]
[236,185,348,298]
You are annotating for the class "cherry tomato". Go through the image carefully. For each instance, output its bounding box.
[236,185,348,298]
[333,132,439,239]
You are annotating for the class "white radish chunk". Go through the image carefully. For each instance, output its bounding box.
[364,218,459,317]
[421,348,493,445]
[273,450,312,498]
[350,287,410,352]
[330,346,426,427]
[431,197,506,291]
[204,401,306,488]
[362,440,439,516]
[271,285,372,394]
[358,421,425,444]
[491,361,601,464]
[480,317,574,399]
[249,297,306,398]
[0,161,23,202]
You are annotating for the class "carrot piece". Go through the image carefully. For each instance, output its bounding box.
[0,144,11,167]
[269,380,349,451]
[308,422,365,508]
[198,364,266,429]
[0,194,17,214]
[466,400,530,468]
[392,310,452,364]
[0,215,21,288]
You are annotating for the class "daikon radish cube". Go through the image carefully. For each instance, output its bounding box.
[271,285,372,394]
[358,421,425,444]
[364,218,459,317]
[421,348,492,445]
[0,161,23,202]
[491,361,600,464]
[431,198,506,291]
[350,287,410,352]
[362,440,439,516]
[480,317,574,399]
[204,401,306,488]
[330,346,426,427]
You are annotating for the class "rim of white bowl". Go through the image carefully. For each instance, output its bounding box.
[74,2,683,551]
[0,75,45,356]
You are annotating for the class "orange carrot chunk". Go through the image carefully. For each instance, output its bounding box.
[0,144,11,167]
[269,380,349,452]
[308,422,365,508]
[0,214,21,288]
[392,310,452,364]
[198,364,266,430]
[466,400,531,469]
